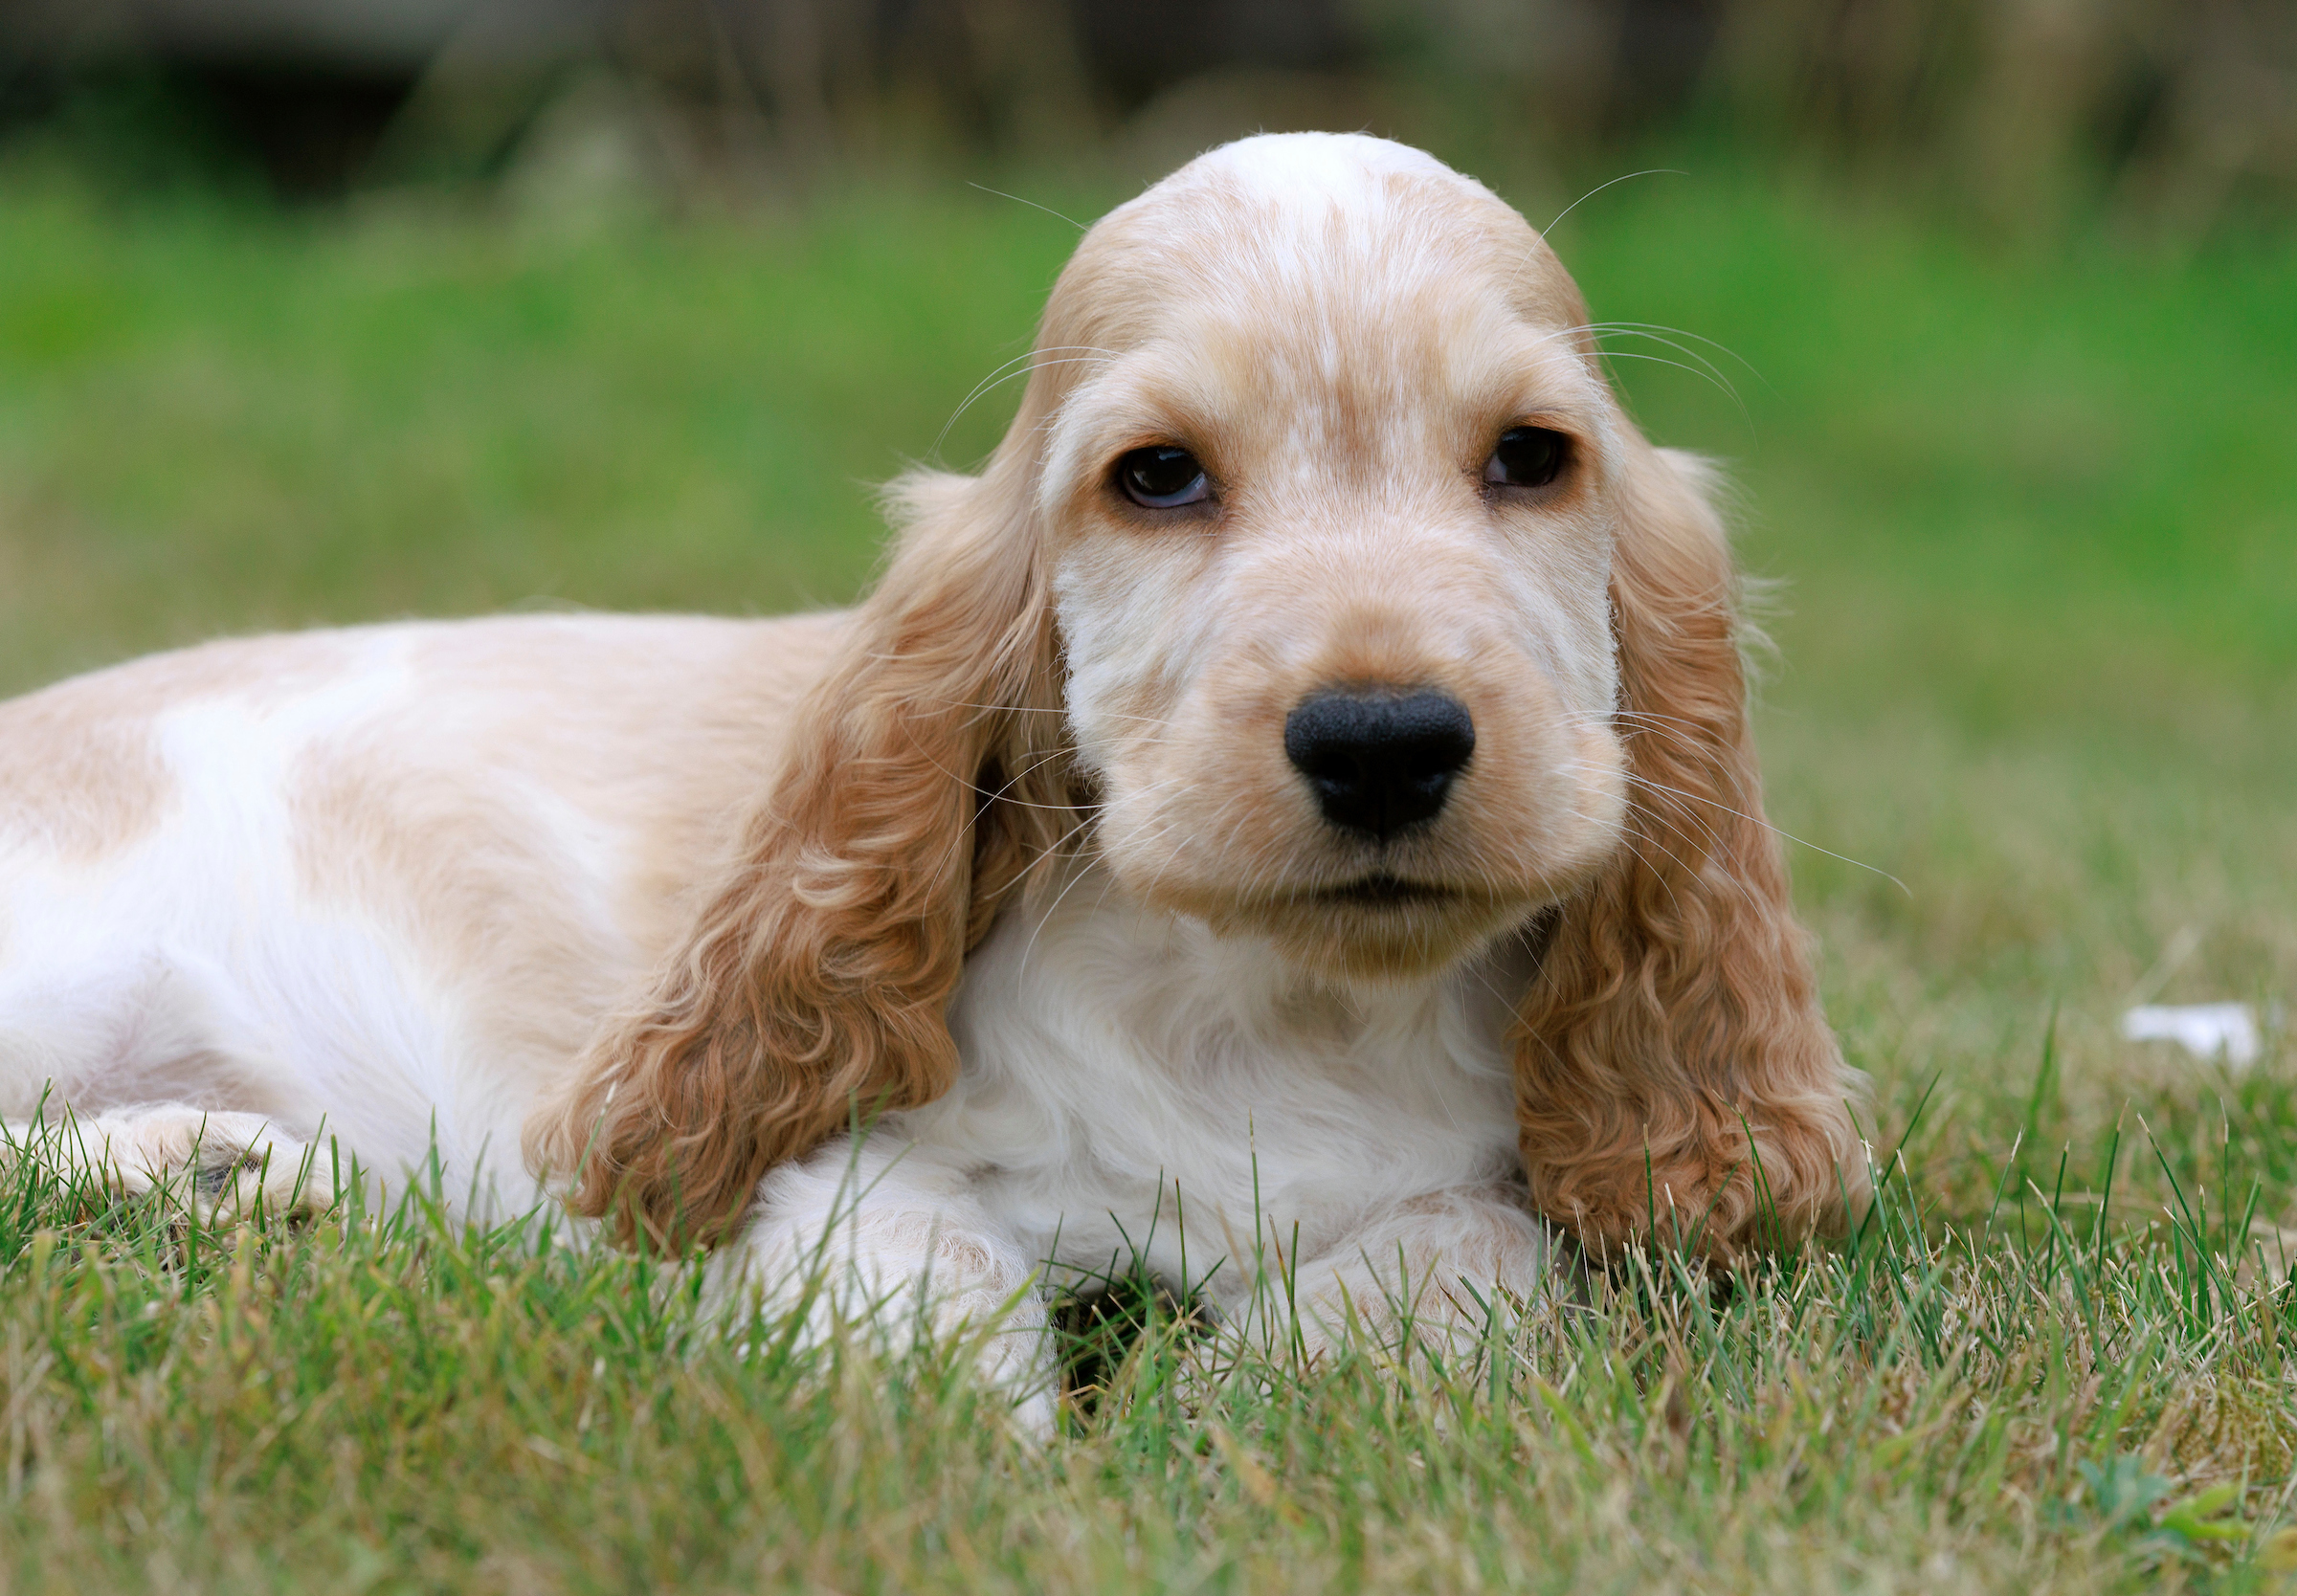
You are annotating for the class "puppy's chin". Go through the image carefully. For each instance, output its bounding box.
[1160,880,1541,985]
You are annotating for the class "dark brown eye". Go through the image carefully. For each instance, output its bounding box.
[1116,445,1210,508]
[1483,426,1569,489]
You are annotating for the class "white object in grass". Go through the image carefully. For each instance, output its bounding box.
[2121,1003,2262,1069]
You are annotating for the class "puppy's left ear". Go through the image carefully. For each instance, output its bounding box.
[1513,441,1868,1264]
[528,462,1072,1252]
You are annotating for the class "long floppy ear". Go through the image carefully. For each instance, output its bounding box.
[528,461,1073,1251]
[1512,443,1868,1265]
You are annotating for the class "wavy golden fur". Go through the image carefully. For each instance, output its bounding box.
[1512,450,1858,1260]
[530,459,1080,1249]
[530,133,1865,1263]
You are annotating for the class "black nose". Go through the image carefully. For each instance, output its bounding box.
[1283,690,1476,841]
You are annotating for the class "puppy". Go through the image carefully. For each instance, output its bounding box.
[0,134,1862,1416]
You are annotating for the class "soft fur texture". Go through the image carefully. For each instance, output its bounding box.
[0,135,1864,1419]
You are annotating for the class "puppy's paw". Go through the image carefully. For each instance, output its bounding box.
[1004,1383,1059,1444]
[710,1221,1061,1437]
[18,1106,333,1221]
[182,1119,332,1221]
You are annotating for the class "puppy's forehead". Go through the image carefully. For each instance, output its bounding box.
[1053,133,1588,350]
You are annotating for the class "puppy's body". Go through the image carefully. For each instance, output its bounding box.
[1,134,1863,1417]
[0,613,838,1216]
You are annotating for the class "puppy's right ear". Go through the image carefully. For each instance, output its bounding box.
[526,461,1072,1252]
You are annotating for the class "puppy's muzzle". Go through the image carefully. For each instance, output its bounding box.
[1284,689,1475,842]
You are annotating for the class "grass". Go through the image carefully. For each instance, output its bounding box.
[0,150,2293,1590]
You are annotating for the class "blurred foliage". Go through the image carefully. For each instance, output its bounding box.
[2,0,2293,239]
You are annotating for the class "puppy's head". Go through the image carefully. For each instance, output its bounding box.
[1034,136,1628,979]
[534,134,1864,1260]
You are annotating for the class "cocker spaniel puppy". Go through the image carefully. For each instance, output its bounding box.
[0,134,1862,1416]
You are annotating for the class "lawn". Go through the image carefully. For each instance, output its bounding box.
[0,153,2293,1592]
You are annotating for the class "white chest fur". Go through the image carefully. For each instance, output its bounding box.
[727,871,1553,1418]
[803,869,1541,1322]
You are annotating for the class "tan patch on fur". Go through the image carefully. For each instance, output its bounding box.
[0,699,170,859]
[288,614,851,1090]
[0,633,358,859]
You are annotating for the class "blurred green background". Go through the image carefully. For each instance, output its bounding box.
[0,0,2292,1219]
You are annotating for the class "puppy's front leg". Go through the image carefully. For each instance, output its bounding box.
[1246,1185,1552,1366]
[709,1135,1057,1433]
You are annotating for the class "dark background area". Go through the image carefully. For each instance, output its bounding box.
[3,0,2292,240]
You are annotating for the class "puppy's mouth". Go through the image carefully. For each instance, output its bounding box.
[1315,873,1457,907]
